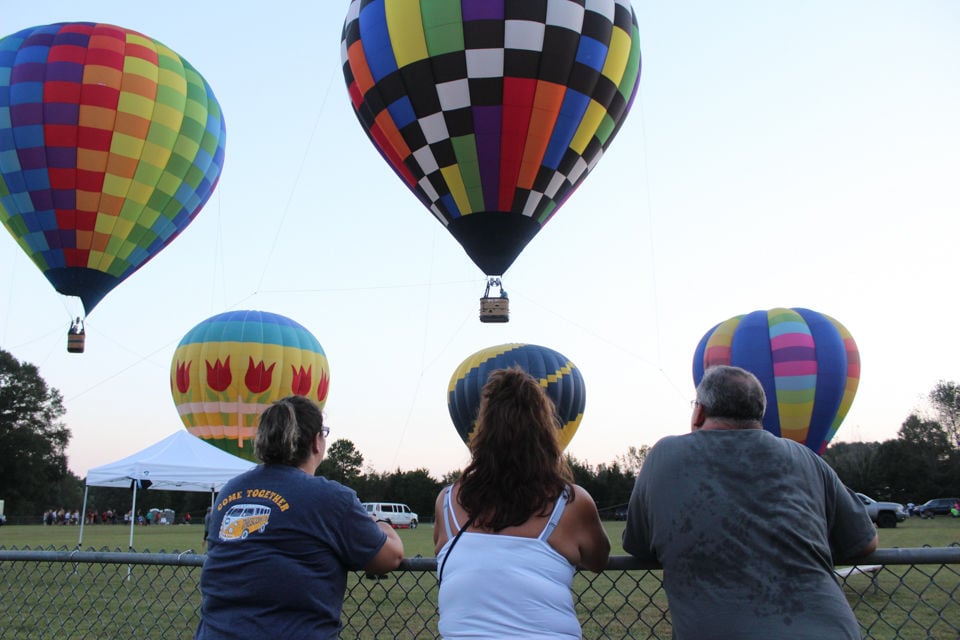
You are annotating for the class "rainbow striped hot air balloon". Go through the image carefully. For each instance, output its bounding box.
[692,307,860,454]
[0,22,226,318]
[448,343,585,450]
[170,311,329,462]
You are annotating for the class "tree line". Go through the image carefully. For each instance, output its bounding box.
[2,347,958,521]
[822,382,960,504]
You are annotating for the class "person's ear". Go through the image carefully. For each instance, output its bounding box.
[691,403,706,431]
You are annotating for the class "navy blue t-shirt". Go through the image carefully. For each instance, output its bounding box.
[196,464,387,640]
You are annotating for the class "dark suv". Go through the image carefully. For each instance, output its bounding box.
[915,498,959,518]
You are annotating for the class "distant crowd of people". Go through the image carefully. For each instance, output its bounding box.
[43,508,129,525]
[41,508,193,526]
[42,509,81,525]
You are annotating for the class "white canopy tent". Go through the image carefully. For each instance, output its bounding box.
[78,430,255,550]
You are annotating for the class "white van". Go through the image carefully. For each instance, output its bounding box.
[362,502,418,529]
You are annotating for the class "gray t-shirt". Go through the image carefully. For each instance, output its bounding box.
[623,429,876,640]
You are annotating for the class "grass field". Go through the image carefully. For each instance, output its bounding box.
[3,516,959,553]
[1,518,958,639]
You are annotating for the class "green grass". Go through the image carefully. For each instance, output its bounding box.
[1,518,958,639]
[0,521,438,554]
[3,516,958,553]
[0,522,208,552]
[868,516,960,548]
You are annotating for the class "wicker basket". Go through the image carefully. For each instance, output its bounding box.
[479,297,509,323]
[67,332,85,353]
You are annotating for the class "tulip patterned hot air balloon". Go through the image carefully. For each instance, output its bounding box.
[341,0,641,278]
[170,310,330,461]
[448,343,585,450]
[0,23,226,323]
[692,307,860,454]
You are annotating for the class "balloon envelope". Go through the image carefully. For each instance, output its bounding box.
[170,310,329,462]
[341,0,641,276]
[0,22,226,315]
[692,307,860,454]
[448,343,585,450]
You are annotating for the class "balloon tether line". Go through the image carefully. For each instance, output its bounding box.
[254,72,336,293]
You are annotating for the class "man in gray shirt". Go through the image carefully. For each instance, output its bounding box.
[623,365,877,639]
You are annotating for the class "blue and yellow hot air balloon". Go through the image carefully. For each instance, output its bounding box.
[448,343,585,450]
[0,22,226,350]
[170,311,329,462]
[341,0,642,279]
[692,308,860,454]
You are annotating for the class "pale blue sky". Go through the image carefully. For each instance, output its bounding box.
[1,1,958,483]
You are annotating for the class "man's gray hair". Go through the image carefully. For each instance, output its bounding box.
[696,365,767,423]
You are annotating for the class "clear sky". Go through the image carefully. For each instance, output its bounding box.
[1,1,958,482]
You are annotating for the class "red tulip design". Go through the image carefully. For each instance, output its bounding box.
[175,360,191,393]
[291,365,312,396]
[206,357,232,392]
[317,368,330,402]
[245,357,276,394]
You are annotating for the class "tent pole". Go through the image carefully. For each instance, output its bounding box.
[129,482,138,550]
[127,482,138,580]
[207,488,217,552]
[76,485,89,550]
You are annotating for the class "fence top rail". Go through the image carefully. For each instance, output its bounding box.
[0,549,205,566]
[1,546,958,569]
[605,547,960,570]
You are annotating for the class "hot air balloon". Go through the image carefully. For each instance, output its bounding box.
[341,0,641,321]
[170,310,330,461]
[692,307,860,454]
[0,22,227,351]
[448,343,585,449]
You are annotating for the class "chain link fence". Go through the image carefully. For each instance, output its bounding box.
[1,546,958,639]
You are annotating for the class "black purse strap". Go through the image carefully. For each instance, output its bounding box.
[437,514,476,586]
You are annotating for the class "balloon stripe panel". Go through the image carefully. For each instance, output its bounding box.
[769,332,815,349]
[796,308,849,453]
[773,374,818,391]
[768,309,814,441]
[421,0,464,56]
[385,0,428,67]
[178,312,325,353]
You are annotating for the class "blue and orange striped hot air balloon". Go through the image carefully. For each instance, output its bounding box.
[0,23,226,326]
[448,343,585,450]
[170,310,330,462]
[692,308,860,454]
[341,0,641,278]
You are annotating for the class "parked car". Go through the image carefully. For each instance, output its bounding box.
[362,502,418,529]
[915,498,960,518]
[855,493,907,528]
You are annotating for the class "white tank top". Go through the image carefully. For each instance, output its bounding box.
[436,486,580,639]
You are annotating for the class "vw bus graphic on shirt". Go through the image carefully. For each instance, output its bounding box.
[219,504,271,541]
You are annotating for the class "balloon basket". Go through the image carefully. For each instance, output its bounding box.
[67,332,85,354]
[479,297,509,323]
